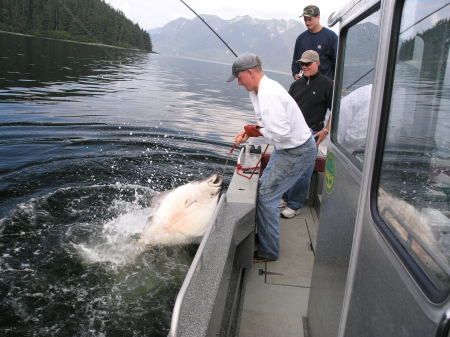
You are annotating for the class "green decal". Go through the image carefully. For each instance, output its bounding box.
[324,152,336,194]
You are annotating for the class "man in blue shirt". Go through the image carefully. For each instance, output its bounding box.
[292,5,338,80]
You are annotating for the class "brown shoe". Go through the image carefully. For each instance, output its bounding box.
[253,254,276,263]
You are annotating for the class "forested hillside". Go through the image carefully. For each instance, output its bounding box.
[399,18,449,64]
[0,0,152,51]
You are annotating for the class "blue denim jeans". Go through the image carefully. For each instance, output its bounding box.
[283,157,316,210]
[256,136,317,260]
[283,129,318,210]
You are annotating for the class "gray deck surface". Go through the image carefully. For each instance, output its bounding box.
[238,206,318,337]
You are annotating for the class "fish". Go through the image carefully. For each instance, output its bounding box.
[138,173,223,245]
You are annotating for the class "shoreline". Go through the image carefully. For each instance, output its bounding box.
[0,29,155,53]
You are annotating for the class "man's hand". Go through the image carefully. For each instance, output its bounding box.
[234,130,249,145]
[314,128,329,145]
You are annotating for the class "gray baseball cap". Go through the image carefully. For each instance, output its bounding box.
[300,5,320,18]
[226,53,262,82]
[298,50,320,63]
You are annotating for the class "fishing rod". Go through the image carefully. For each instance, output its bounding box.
[177,0,249,179]
[178,0,238,57]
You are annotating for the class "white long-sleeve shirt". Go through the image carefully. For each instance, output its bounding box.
[249,75,311,149]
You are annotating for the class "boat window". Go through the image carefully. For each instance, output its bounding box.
[333,10,380,167]
[377,1,450,297]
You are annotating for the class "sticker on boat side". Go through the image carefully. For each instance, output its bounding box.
[325,152,336,194]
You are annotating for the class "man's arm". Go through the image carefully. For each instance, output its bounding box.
[330,31,338,78]
[326,78,333,111]
[292,37,301,78]
[314,118,330,145]
[258,93,293,144]
[315,78,334,145]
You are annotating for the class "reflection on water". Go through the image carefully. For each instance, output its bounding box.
[0,32,294,336]
[0,32,147,100]
[0,32,292,133]
[378,7,450,295]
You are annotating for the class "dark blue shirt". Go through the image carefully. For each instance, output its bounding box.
[292,27,338,80]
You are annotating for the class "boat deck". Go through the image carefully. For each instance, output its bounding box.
[238,205,319,337]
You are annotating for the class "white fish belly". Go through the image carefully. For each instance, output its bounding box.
[139,193,219,245]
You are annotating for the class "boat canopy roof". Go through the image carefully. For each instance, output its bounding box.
[328,0,379,26]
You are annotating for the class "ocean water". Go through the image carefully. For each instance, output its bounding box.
[0,32,293,336]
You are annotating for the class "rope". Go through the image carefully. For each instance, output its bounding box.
[235,144,269,180]
[221,143,269,180]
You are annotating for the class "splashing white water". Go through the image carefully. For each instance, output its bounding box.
[75,201,154,266]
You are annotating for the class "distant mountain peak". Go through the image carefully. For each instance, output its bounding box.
[150,15,306,73]
[230,15,252,22]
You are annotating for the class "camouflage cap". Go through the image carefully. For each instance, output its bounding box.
[300,5,320,18]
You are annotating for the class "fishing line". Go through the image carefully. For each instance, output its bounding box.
[178,0,238,57]
[221,143,238,177]
[178,0,250,179]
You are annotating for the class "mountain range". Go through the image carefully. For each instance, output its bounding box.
[150,15,381,76]
[149,15,306,73]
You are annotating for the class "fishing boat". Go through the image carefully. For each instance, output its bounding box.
[168,0,450,336]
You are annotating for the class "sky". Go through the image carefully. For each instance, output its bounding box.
[105,0,345,30]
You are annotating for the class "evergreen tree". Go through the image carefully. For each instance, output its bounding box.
[0,0,152,51]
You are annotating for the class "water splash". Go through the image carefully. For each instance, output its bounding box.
[74,203,153,265]
[0,183,196,337]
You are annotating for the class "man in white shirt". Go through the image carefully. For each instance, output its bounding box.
[227,53,317,262]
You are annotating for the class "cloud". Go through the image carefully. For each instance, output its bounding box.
[106,0,342,30]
